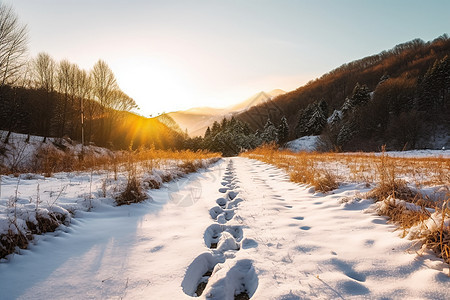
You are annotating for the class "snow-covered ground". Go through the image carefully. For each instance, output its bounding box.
[284,136,320,152]
[373,149,450,158]
[0,157,449,299]
[0,131,112,172]
[284,134,449,157]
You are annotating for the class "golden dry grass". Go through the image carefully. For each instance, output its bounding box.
[1,145,221,176]
[241,143,450,189]
[242,144,450,269]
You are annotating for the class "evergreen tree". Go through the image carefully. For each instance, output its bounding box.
[204,126,211,138]
[211,121,220,135]
[306,104,327,135]
[319,99,328,118]
[337,121,356,146]
[261,118,278,143]
[342,83,371,115]
[220,117,228,130]
[277,116,289,144]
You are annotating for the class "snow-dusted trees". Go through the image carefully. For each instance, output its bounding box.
[260,118,278,144]
[0,3,28,87]
[199,117,257,156]
[341,83,370,115]
[277,116,289,145]
[295,100,328,137]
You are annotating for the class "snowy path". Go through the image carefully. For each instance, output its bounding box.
[1,158,449,299]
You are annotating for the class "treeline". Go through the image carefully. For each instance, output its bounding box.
[184,116,289,156]
[0,4,183,150]
[237,35,450,151]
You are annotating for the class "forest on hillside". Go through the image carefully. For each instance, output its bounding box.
[236,35,450,151]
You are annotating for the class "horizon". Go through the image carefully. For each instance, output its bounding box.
[7,0,450,116]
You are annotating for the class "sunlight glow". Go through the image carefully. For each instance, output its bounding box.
[113,57,195,116]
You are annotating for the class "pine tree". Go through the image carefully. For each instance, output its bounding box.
[342,83,371,114]
[277,116,289,144]
[261,118,278,143]
[306,104,327,135]
[211,121,220,136]
[204,126,211,138]
[319,99,328,118]
[337,121,355,146]
[351,83,371,106]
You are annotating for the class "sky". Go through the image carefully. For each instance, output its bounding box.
[7,0,450,117]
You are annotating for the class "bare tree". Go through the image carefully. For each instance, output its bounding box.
[90,59,118,145]
[91,59,118,109]
[32,52,56,92]
[73,65,91,145]
[0,3,28,142]
[56,59,76,139]
[31,52,57,141]
[109,89,137,112]
[0,3,28,87]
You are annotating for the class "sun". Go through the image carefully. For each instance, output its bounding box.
[113,57,195,117]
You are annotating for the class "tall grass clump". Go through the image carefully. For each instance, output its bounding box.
[116,159,146,206]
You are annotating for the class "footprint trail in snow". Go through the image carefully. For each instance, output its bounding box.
[182,159,258,299]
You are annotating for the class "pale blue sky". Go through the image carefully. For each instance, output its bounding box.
[8,0,450,116]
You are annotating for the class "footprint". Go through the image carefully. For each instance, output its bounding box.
[209,206,224,219]
[204,259,258,299]
[149,245,164,253]
[292,216,304,221]
[216,197,227,207]
[226,197,244,209]
[299,226,311,231]
[204,224,243,249]
[216,210,235,224]
[217,231,240,252]
[219,188,228,193]
[227,191,239,200]
[241,238,258,249]
[181,252,225,297]
[330,258,366,282]
[337,280,370,295]
[195,270,213,297]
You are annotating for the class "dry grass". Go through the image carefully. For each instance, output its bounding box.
[112,149,220,206]
[0,141,221,176]
[242,144,450,270]
[242,144,449,189]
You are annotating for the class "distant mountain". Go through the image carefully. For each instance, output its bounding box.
[229,89,286,112]
[167,89,285,137]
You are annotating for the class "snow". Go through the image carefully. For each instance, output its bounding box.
[327,109,342,124]
[374,149,450,158]
[284,136,320,152]
[0,157,449,299]
[0,131,112,172]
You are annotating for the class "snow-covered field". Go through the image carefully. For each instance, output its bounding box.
[0,157,449,299]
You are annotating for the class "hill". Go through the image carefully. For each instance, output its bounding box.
[236,35,450,151]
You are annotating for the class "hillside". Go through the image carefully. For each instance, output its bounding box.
[0,85,184,150]
[167,89,285,137]
[236,36,450,151]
